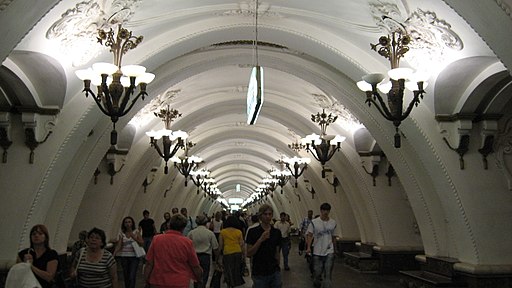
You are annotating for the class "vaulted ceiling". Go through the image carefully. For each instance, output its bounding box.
[1,0,511,210]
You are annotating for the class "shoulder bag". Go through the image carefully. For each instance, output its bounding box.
[131,241,146,258]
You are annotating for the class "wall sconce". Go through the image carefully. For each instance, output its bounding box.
[105,147,127,185]
[142,167,158,193]
[327,176,340,194]
[22,113,55,164]
[0,112,11,163]
[385,164,395,186]
[304,179,316,199]
[93,168,101,184]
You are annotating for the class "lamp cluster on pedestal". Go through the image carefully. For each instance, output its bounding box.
[270,166,291,193]
[146,106,188,174]
[171,144,203,186]
[76,25,155,145]
[357,31,428,148]
[190,168,210,194]
[302,109,346,177]
[281,156,311,187]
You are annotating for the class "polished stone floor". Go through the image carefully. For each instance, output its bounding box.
[125,242,402,288]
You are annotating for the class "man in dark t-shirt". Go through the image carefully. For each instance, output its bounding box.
[138,209,156,252]
[246,204,282,288]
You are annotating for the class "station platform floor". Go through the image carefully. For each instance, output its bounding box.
[128,242,402,288]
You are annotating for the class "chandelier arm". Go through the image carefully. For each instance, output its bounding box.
[166,143,183,161]
[118,91,144,117]
[82,87,95,98]
[398,91,425,122]
[370,93,395,121]
[306,147,321,162]
[88,91,113,116]
[90,90,114,117]
[117,87,136,116]
[325,146,340,163]
[191,176,204,187]
[317,144,328,163]
[296,165,307,178]
[101,83,116,114]
[150,142,165,158]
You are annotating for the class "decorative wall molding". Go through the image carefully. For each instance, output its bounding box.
[312,93,361,126]
[215,1,282,18]
[128,89,181,128]
[494,116,512,190]
[369,2,463,70]
[46,0,141,66]
[495,0,512,18]
[0,0,13,12]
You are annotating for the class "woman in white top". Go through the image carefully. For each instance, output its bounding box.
[114,216,143,288]
[209,211,223,262]
[210,211,223,239]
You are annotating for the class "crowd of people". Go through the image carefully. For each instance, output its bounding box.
[7,203,339,288]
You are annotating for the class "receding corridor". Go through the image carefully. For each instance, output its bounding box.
[1,1,512,288]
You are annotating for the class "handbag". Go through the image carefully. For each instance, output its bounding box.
[131,241,146,258]
[210,269,222,288]
[5,262,42,288]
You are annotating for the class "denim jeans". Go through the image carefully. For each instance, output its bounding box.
[117,256,140,288]
[143,236,152,252]
[312,253,335,288]
[252,271,282,288]
[280,238,290,269]
[194,253,210,288]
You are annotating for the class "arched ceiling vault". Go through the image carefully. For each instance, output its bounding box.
[2,0,512,266]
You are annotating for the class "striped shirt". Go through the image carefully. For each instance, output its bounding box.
[117,231,137,257]
[76,248,115,287]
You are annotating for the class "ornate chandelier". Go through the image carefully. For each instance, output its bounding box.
[288,139,305,152]
[281,156,311,187]
[146,106,188,174]
[357,31,428,148]
[302,109,346,177]
[76,25,155,145]
[270,166,291,193]
[190,169,210,194]
[171,151,202,187]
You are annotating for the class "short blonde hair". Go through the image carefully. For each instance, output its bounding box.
[258,204,273,218]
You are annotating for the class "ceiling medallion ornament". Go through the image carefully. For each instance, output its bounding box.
[0,1,13,12]
[312,94,361,127]
[46,0,141,67]
[217,1,280,18]
[369,2,463,70]
[129,90,181,128]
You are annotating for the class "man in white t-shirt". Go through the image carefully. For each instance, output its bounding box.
[306,203,339,288]
[274,212,291,271]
